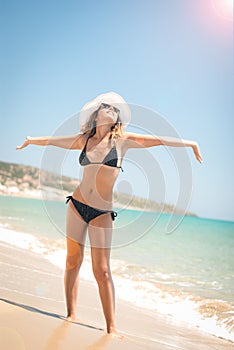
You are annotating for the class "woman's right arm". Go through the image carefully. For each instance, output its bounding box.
[16,134,84,150]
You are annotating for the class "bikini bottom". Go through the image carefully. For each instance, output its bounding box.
[66,196,117,224]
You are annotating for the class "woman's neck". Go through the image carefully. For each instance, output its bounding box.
[94,124,112,140]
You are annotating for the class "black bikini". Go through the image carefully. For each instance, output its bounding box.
[79,134,123,172]
[66,134,121,224]
[66,196,117,223]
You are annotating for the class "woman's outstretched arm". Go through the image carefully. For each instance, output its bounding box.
[16,134,84,151]
[123,132,203,163]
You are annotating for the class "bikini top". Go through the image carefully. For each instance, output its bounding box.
[79,135,123,172]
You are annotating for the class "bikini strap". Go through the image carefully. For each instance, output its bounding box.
[66,195,73,204]
[110,211,118,221]
[83,134,91,151]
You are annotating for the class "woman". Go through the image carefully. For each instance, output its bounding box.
[16,92,202,335]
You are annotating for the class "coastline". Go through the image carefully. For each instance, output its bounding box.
[0,190,195,216]
[0,240,232,350]
[0,159,197,216]
[0,190,158,213]
[0,160,196,215]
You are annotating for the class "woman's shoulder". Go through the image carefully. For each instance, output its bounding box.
[118,132,138,144]
[75,132,89,149]
[119,131,134,141]
[116,132,135,151]
[116,132,128,144]
[117,132,150,150]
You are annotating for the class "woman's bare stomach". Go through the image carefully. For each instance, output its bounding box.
[72,166,119,209]
[72,185,113,210]
[73,178,113,210]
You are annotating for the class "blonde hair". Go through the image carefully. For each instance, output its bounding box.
[81,107,124,143]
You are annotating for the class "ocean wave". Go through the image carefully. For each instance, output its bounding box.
[114,276,234,342]
[0,227,233,343]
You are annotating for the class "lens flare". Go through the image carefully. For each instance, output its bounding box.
[212,0,233,21]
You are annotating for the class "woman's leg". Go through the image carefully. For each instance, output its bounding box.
[91,246,116,333]
[89,214,116,333]
[65,203,87,321]
[64,238,84,320]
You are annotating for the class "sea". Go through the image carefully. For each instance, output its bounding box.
[0,195,233,343]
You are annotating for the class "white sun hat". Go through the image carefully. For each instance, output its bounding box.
[79,91,131,132]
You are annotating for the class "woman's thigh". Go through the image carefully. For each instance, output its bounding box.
[66,202,88,246]
[88,213,113,249]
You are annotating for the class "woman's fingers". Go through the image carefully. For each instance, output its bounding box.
[16,144,25,150]
[16,143,25,150]
[197,154,203,163]
[192,143,202,163]
[196,149,202,163]
[16,137,30,150]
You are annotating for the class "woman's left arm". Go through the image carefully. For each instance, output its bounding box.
[123,132,203,163]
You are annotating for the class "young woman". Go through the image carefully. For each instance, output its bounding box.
[16,92,202,335]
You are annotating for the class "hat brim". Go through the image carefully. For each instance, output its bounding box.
[79,92,131,132]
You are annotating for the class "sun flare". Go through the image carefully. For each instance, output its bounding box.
[211,0,233,20]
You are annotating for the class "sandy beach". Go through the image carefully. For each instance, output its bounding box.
[0,240,233,350]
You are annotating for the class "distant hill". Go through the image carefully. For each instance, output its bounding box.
[0,160,196,215]
[0,161,79,200]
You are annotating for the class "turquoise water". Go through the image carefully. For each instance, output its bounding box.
[116,214,234,302]
[0,195,64,238]
[1,195,234,341]
[0,195,233,303]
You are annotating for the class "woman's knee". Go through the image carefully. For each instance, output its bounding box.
[65,238,84,270]
[65,253,83,271]
[93,265,111,283]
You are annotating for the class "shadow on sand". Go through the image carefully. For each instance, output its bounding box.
[0,297,103,331]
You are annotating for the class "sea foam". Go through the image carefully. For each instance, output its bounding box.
[0,226,233,343]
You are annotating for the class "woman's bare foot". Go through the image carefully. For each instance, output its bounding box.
[65,314,77,322]
[107,327,124,340]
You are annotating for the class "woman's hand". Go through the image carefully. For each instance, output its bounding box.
[16,136,31,150]
[192,142,203,163]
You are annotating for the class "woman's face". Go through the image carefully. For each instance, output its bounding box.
[96,103,119,126]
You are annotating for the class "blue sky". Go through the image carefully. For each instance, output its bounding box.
[1,0,233,221]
